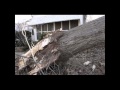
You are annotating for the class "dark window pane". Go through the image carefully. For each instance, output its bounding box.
[42,24,47,31]
[37,25,41,31]
[70,20,78,29]
[37,32,41,40]
[55,22,61,30]
[62,21,69,30]
[48,23,53,31]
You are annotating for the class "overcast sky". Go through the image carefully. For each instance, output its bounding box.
[15,15,46,23]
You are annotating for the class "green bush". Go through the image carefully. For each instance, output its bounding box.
[37,32,47,41]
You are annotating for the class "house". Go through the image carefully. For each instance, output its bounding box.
[27,15,86,41]
[86,15,105,22]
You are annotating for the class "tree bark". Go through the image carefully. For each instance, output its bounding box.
[17,16,105,75]
[58,16,105,61]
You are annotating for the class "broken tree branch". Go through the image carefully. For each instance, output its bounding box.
[18,37,51,70]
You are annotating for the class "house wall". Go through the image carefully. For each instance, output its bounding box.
[31,26,38,41]
[80,15,84,25]
[86,15,105,22]
[35,19,82,31]
[31,33,35,41]
[34,28,37,41]
[31,18,83,41]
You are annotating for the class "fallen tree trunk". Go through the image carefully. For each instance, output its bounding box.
[17,16,105,75]
[58,16,105,61]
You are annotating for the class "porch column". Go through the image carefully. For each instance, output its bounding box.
[53,22,55,31]
[47,24,48,32]
[41,24,42,34]
[61,21,62,30]
[69,20,70,30]
[34,26,38,41]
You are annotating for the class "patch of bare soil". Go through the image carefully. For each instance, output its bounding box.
[63,43,105,75]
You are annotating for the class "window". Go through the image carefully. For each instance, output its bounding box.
[32,29,34,35]
[48,23,53,31]
[42,24,47,31]
[70,20,78,29]
[36,25,41,31]
[37,32,41,40]
[55,22,61,30]
[62,21,69,30]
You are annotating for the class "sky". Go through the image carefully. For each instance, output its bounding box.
[15,15,46,23]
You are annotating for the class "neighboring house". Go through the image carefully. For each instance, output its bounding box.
[27,15,86,41]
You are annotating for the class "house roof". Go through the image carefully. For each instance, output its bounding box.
[27,15,83,25]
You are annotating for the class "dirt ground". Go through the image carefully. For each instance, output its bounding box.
[62,42,105,75]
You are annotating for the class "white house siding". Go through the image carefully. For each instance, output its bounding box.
[86,15,105,22]
[80,15,84,25]
[31,34,35,41]
[34,28,38,41]
[31,27,38,41]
